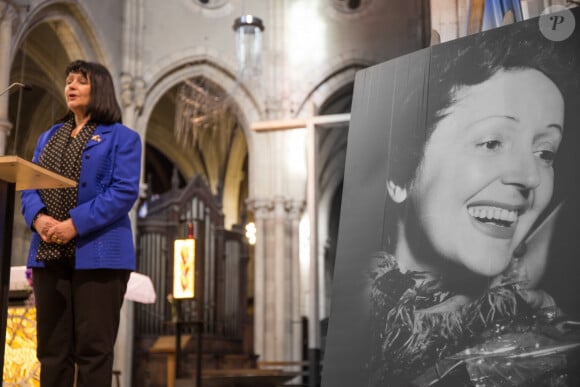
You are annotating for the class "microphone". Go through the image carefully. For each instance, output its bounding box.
[0,82,32,96]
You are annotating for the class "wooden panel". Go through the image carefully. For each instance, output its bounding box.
[0,156,76,191]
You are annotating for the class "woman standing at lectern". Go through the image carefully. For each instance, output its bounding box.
[20,60,141,387]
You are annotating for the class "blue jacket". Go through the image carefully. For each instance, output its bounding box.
[21,122,142,270]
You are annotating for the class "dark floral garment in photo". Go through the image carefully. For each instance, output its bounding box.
[368,252,580,387]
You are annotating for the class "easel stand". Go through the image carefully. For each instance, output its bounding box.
[175,320,203,387]
[0,156,76,381]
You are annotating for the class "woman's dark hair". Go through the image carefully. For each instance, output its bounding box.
[383,14,580,252]
[59,60,123,124]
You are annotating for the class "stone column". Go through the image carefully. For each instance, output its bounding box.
[286,199,305,365]
[248,198,272,359]
[272,196,287,360]
[248,196,304,363]
[0,4,14,156]
[114,1,145,386]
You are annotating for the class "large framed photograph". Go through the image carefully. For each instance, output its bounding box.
[323,7,580,387]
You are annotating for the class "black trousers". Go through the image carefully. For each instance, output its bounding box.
[32,258,130,387]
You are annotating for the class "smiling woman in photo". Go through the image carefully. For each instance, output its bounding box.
[393,67,562,280]
[368,15,580,387]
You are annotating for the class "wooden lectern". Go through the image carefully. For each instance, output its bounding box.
[0,156,76,381]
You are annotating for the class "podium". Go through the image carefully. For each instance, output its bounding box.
[0,156,75,381]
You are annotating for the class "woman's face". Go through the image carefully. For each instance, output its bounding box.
[410,68,564,277]
[65,71,91,116]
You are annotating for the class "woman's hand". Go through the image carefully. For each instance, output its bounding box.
[34,214,59,242]
[46,219,78,245]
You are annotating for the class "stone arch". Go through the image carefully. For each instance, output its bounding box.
[139,55,262,154]
[8,1,111,158]
[137,57,255,227]
[298,59,367,115]
[11,1,107,65]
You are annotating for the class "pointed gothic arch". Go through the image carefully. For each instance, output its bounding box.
[137,59,253,228]
[8,1,110,159]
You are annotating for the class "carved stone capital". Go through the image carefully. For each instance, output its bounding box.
[273,196,286,216]
[134,77,146,110]
[247,197,306,221]
[120,72,134,108]
[246,198,274,219]
[285,199,305,220]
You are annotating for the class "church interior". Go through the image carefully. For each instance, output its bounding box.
[0,0,576,386]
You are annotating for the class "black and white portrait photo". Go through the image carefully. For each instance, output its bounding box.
[323,7,580,387]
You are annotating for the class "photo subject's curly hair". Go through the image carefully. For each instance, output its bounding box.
[427,21,579,139]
